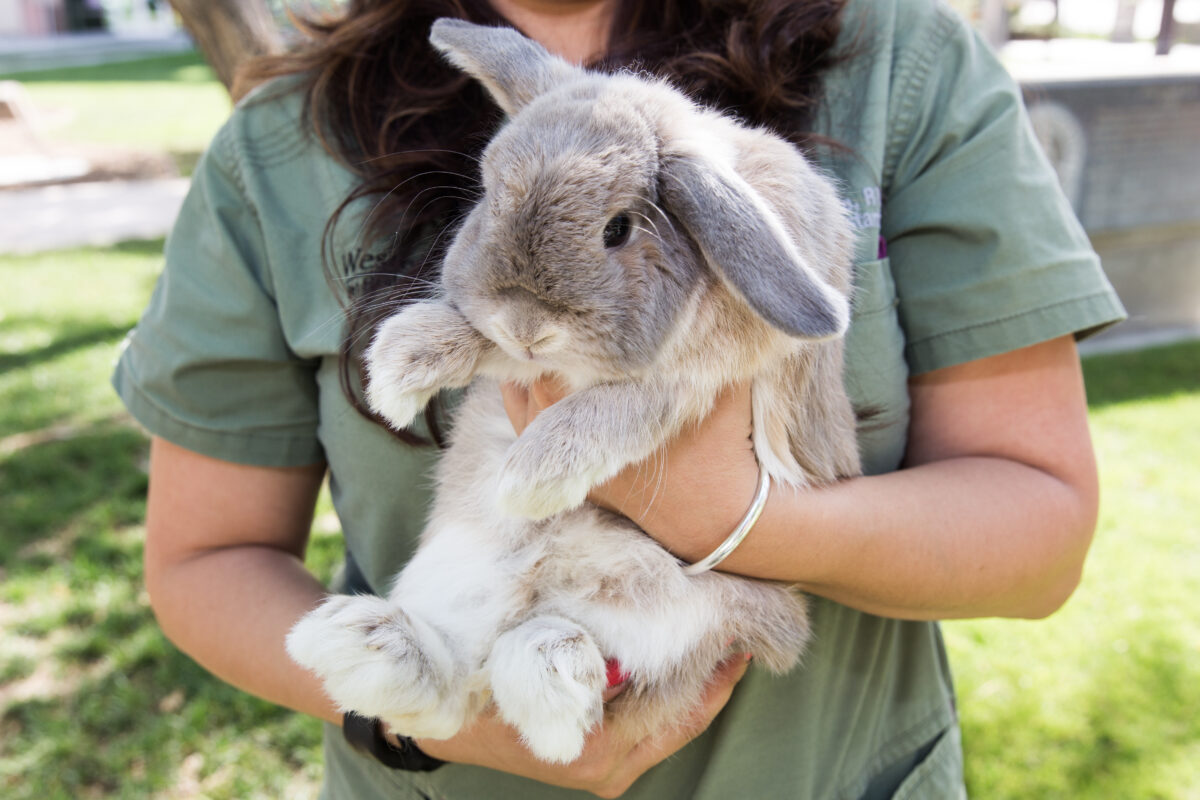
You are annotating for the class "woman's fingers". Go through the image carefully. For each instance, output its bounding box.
[629,653,752,765]
[529,374,569,408]
[500,376,568,436]
[499,381,530,433]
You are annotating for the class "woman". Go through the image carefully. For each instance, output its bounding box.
[114,0,1125,797]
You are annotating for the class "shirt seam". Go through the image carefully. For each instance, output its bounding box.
[209,114,279,303]
[116,358,320,443]
[882,6,959,195]
[903,288,1117,348]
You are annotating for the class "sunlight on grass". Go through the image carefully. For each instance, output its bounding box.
[1,237,1197,796]
[0,240,325,799]
[0,241,164,439]
[945,341,1200,798]
[3,52,231,162]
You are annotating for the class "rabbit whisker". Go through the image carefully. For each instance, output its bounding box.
[630,225,661,244]
[629,210,662,240]
[363,174,480,229]
[357,147,484,168]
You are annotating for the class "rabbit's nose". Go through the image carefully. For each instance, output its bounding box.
[523,330,564,357]
[489,313,566,361]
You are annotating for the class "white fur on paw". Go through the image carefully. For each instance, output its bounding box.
[363,309,452,429]
[495,467,591,520]
[365,380,436,431]
[519,710,594,764]
[495,438,602,520]
[489,619,605,763]
[286,595,465,740]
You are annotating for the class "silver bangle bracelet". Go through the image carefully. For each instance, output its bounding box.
[681,466,771,576]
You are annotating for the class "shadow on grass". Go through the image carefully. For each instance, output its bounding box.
[1083,340,1200,409]
[0,319,131,372]
[107,239,168,257]
[0,417,325,797]
[0,421,147,567]
[2,52,215,84]
[2,611,322,799]
[961,619,1200,797]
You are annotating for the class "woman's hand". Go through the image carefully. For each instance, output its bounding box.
[500,379,761,563]
[412,653,752,798]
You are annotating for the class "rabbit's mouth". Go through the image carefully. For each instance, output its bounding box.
[486,312,569,363]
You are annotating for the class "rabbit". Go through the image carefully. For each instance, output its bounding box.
[286,18,862,765]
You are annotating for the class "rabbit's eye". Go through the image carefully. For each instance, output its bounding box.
[602,214,631,249]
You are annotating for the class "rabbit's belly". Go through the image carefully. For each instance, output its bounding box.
[389,517,552,666]
[529,510,734,674]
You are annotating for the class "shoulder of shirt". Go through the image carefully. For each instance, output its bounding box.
[205,74,328,179]
[837,0,989,185]
[840,0,969,64]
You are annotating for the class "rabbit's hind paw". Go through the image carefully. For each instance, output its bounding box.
[286,594,467,740]
[489,616,606,763]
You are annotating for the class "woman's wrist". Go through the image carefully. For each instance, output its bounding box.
[348,714,446,771]
[591,448,760,565]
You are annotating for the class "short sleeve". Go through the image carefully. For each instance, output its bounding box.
[111,121,324,467]
[881,7,1125,374]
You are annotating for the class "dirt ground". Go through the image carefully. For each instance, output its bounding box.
[0,119,178,189]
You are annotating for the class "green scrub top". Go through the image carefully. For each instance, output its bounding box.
[112,0,1125,797]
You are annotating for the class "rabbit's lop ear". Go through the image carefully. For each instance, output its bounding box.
[660,153,850,340]
[429,18,581,115]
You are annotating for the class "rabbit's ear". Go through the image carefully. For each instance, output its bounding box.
[660,153,850,340]
[429,18,580,115]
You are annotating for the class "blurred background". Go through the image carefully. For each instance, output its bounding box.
[1,2,1197,798]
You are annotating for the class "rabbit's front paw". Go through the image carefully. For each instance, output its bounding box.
[366,378,437,432]
[365,303,486,429]
[365,338,448,430]
[286,595,467,740]
[495,435,601,519]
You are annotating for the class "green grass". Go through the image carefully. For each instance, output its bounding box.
[945,340,1200,798]
[0,240,341,799]
[1,238,1198,796]
[3,52,231,169]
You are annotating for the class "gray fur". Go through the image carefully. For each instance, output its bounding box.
[660,153,848,338]
[429,18,581,115]
[288,20,863,763]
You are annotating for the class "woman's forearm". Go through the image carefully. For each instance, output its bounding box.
[650,454,1095,621]
[594,337,1100,622]
[145,544,340,724]
[143,437,340,725]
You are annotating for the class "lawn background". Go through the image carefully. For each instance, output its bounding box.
[1,53,1197,799]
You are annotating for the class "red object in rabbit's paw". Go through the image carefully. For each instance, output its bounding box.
[605,658,629,688]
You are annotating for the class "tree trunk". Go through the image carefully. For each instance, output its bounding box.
[1157,0,1178,55]
[980,0,1009,50]
[169,0,285,92]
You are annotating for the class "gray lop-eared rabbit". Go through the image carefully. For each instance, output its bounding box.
[287,19,861,763]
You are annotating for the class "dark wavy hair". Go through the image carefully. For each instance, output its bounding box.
[235,0,850,446]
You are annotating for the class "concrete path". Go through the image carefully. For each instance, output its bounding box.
[0,177,188,254]
[0,31,193,74]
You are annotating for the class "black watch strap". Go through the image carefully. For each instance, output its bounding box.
[343,711,446,772]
